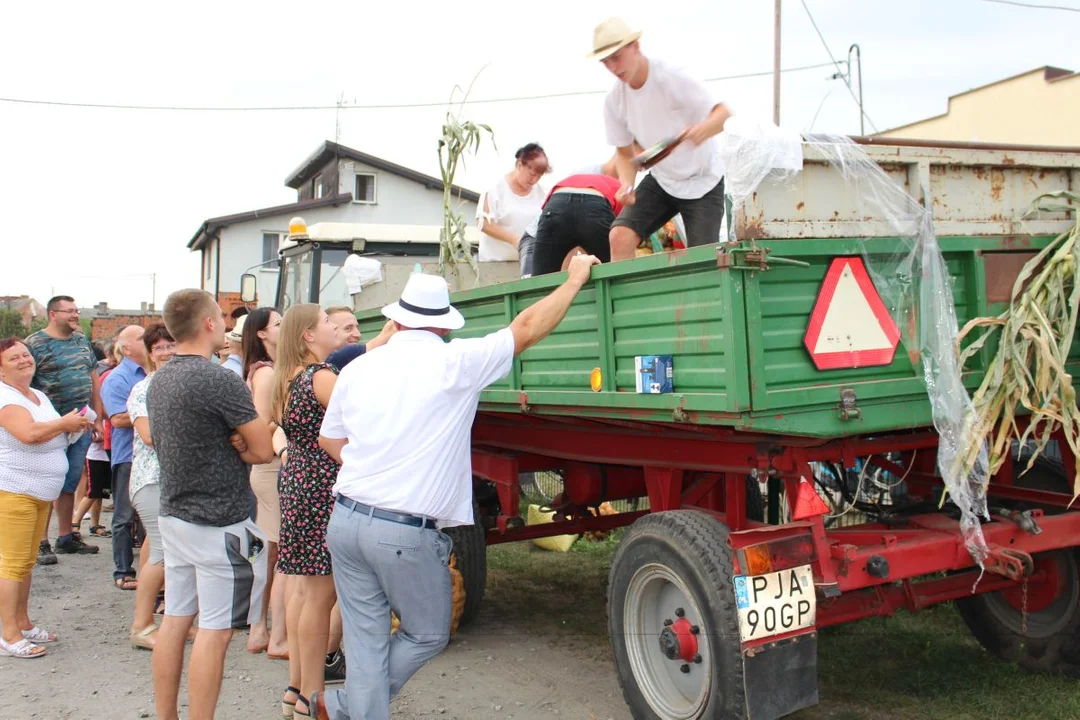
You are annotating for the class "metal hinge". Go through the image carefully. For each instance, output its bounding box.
[837,389,861,421]
[716,242,811,272]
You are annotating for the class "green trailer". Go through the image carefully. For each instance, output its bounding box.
[351,138,1080,720]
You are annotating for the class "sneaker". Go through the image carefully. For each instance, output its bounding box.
[55,534,100,555]
[37,541,58,566]
[324,650,346,685]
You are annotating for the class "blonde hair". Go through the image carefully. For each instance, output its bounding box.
[270,304,322,425]
[324,305,353,317]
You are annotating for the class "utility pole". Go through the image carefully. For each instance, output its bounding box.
[151,273,156,314]
[773,0,782,125]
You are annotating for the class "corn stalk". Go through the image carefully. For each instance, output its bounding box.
[955,190,1080,501]
[437,71,495,278]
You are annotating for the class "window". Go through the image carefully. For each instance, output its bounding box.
[262,232,280,263]
[313,173,324,199]
[354,173,376,203]
[204,242,213,281]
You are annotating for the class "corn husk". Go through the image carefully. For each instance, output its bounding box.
[389,555,466,637]
[956,190,1080,502]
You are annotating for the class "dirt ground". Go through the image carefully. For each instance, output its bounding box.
[2,529,632,720]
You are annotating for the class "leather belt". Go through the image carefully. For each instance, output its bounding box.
[335,495,437,529]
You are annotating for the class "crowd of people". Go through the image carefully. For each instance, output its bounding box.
[0,16,728,719]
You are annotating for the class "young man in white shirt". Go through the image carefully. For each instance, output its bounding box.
[590,17,733,261]
[311,253,600,720]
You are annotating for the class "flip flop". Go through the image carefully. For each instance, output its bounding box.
[268,651,290,660]
[21,626,57,643]
[130,625,158,651]
[0,637,46,658]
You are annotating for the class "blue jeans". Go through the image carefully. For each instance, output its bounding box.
[322,500,453,720]
[111,463,135,580]
[62,432,92,494]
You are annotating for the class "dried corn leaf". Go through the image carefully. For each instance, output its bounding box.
[956,191,1080,502]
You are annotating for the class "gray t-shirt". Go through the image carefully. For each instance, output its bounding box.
[147,354,258,526]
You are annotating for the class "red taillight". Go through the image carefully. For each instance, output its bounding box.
[739,534,816,575]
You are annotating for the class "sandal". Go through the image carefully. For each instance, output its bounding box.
[153,591,166,617]
[114,576,138,591]
[130,624,158,651]
[281,686,300,719]
[0,637,46,658]
[21,626,57,643]
[89,525,112,537]
[293,694,311,719]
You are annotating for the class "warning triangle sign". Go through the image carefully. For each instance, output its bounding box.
[803,257,900,370]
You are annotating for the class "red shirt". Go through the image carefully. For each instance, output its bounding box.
[100,368,114,451]
[542,174,624,217]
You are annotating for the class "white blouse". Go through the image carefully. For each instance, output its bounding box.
[476,176,546,262]
[0,383,69,501]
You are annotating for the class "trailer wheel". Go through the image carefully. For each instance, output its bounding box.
[956,455,1080,677]
[608,511,745,719]
[444,520,486,627]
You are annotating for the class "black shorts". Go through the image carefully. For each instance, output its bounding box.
[533,193,615,276]
[612,174,726,247]
[87,456,112,499]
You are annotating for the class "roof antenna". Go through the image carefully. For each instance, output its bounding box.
[335,91,345,144]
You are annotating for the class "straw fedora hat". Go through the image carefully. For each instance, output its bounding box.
[382,273,465,331]
[226,314,246,343]
[586,17,642,61]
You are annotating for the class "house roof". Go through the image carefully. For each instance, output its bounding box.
[187,192,354,250]
[877,66,1078,136]
[285,141,480,204]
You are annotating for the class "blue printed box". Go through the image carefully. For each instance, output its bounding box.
[635,355,674,394]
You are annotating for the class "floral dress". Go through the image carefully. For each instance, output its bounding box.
[277,363,340,576]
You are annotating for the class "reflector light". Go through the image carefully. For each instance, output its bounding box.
[739,534,817,576]
[590,367,603,392]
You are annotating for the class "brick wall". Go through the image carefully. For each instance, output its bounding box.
[90,314,163,343]
[218,292,247,330]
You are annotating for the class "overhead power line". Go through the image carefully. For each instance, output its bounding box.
[0,62,836,113]
[800,0,878,133]
[979,0,1080,11]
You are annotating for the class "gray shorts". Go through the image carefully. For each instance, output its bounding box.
[131,484,164,565]
[159,514,269,630]
[612,174,726,247]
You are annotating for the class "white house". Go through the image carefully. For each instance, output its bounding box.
[188,141,480,305]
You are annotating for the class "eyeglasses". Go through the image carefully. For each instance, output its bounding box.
[151,343,176,354]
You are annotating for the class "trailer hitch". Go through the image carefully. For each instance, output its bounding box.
[716,242,811,272]
[983,547,1034,582]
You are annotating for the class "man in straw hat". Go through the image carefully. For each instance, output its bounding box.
[589,16,733,261]
[309,253,600,720]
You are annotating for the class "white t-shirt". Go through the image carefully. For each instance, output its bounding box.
[0,383,69,501]
[321,328,515,527]
[476,177,546,262]
[604,59,726,200]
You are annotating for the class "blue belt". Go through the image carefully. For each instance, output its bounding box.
[335,495,437,530]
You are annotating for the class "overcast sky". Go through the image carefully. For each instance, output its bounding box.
[2,0,1077,309]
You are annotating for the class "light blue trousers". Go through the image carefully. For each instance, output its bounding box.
[322,500,453,720]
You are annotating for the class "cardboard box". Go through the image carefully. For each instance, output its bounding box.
[635,355,674,394]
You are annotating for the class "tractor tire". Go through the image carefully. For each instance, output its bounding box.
[444,520,487,627]
[955,455,1080,677]
[608,511,746,719]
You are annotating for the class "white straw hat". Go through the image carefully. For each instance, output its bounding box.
[226,314,246,343]
[382,274,465,330]
[586,17,642,61]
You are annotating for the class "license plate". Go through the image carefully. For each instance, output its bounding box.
[733,564,816,642]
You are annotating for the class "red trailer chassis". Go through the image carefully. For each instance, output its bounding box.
[469,411,1080,655]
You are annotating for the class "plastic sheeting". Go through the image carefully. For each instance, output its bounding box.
[719,124,990,563]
